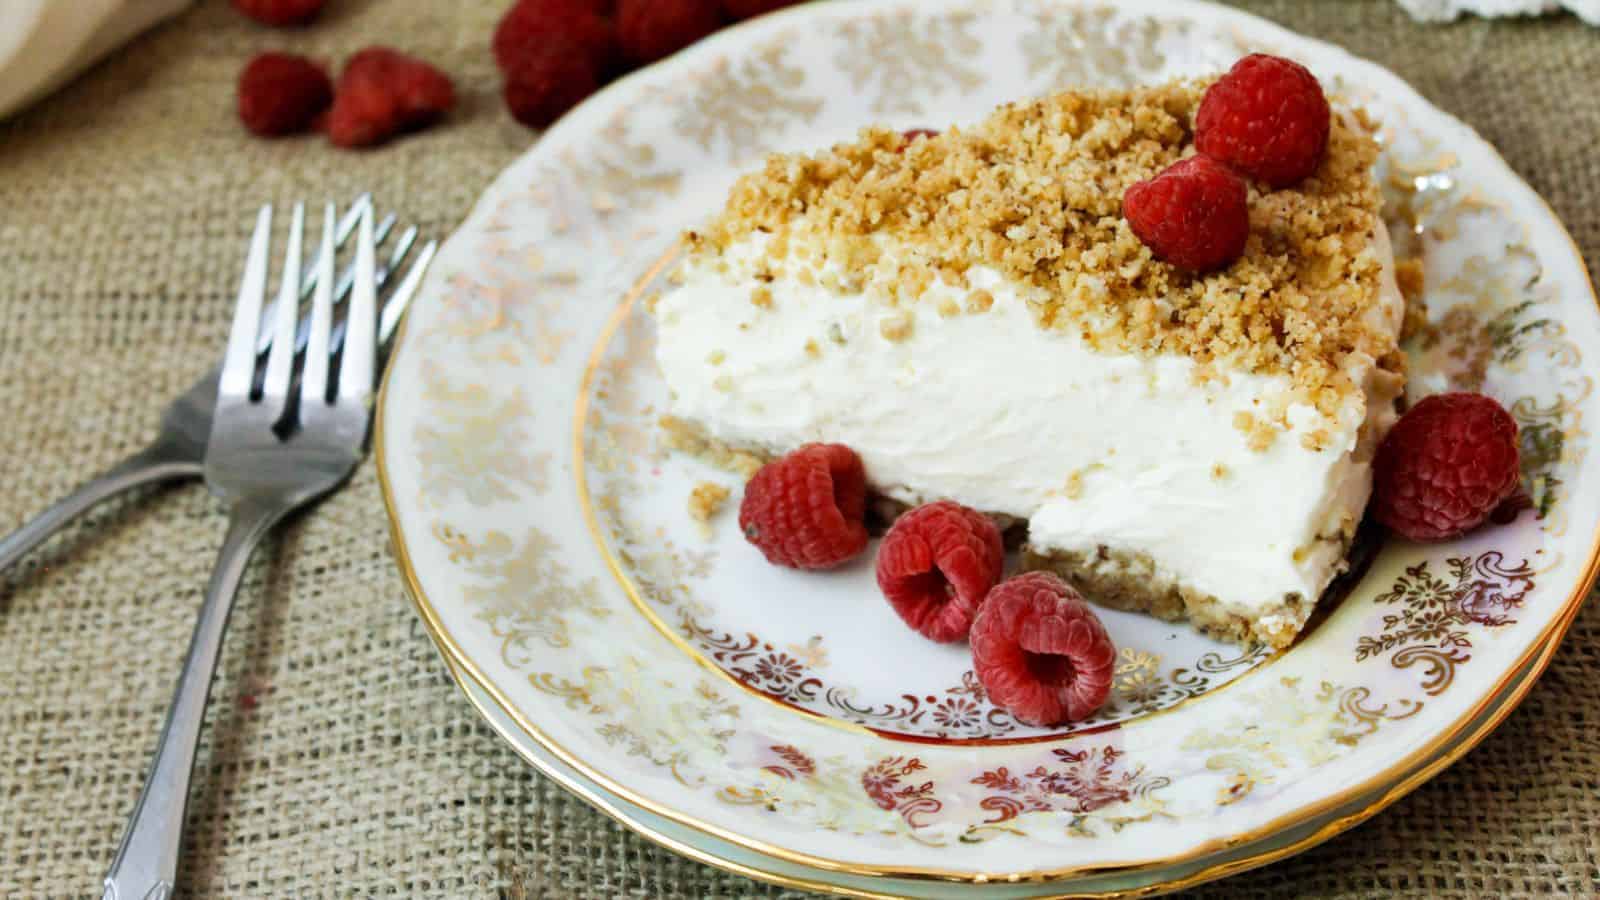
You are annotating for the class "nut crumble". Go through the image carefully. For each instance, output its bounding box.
[690,80,1397,425]
[687,482,732,536]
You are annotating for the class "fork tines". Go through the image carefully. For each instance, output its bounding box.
[222,200,432,434]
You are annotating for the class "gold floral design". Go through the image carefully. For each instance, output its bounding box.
[1356,553,1535,694]
[415,363,548,507]
[1119,645,1272,717]
[553,117,683,215]
[533,656,746,789]
[1326,685,1423,743]
[1411,276,1554,393]
[1179,677,1412,806]
[425,262,576,364]
[1113,649,1166,707]
[424,119,677,363]
[528,665,740,762]
[1021,8,1178,89]
[1512,392,1583,519]
[672,40,823,158]
[586,306,661,479]
[437,524,611,667]
[528,670,610,715]
[833,11,983,115]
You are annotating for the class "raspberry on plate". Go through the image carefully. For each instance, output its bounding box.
[326,47,455,149]
[237,52,332,137]
[1372,392,1521,542]
[970,572,1115,726]
[494,0,622,79]
[721,0,804,19]
[1196,53,1331,188]
[503,42,600,129]
[739,443,870,570]
[616,0,725,66]
[1122,155,1248,272]
[876,501,1004,643]
[233,0,324,26]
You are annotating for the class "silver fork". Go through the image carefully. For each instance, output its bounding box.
[0,195,437,574]
[102,203,387,900]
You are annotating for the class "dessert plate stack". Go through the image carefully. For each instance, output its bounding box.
[377,1,1598,894]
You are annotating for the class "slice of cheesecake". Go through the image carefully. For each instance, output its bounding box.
[652,79,1405,648]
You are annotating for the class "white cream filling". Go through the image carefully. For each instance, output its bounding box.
[654,226,1403,622]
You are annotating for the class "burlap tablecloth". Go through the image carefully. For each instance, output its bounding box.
[1,1,1596,896]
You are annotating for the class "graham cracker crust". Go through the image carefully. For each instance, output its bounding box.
[1018,543,1320,649]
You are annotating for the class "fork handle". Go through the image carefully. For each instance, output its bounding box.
[0,443,201,574]
[102,500,286,900]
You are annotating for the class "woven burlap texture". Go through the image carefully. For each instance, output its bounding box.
[1,1,1596,897]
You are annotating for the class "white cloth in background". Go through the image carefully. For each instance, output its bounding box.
[1397,0,1600,24]
[0,0,193,120]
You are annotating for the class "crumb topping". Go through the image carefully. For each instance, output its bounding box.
[688,481,732,529]
[878,310,914,342]
[660,415,767,479]
[1394,257,1428,342]
[1232,410,1278,451]
[691,80,1395,421]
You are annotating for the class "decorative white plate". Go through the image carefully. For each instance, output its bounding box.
[378,0,1597,893]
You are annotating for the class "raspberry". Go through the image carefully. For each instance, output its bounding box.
[898,128,939,150]
[970,573,1115,726]
[503,42,600,129]
[720,0,803,19]
[494,0,622,79]
[326,47,455,149]
[1372,392,1521,542]
[616,0,724,67]
[739,444,869,570]
[1122,155,1248,272]
[233,0,324,26]
[237,53,332,137]
[876,501,1005,643]
[1196,53,1331,188]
